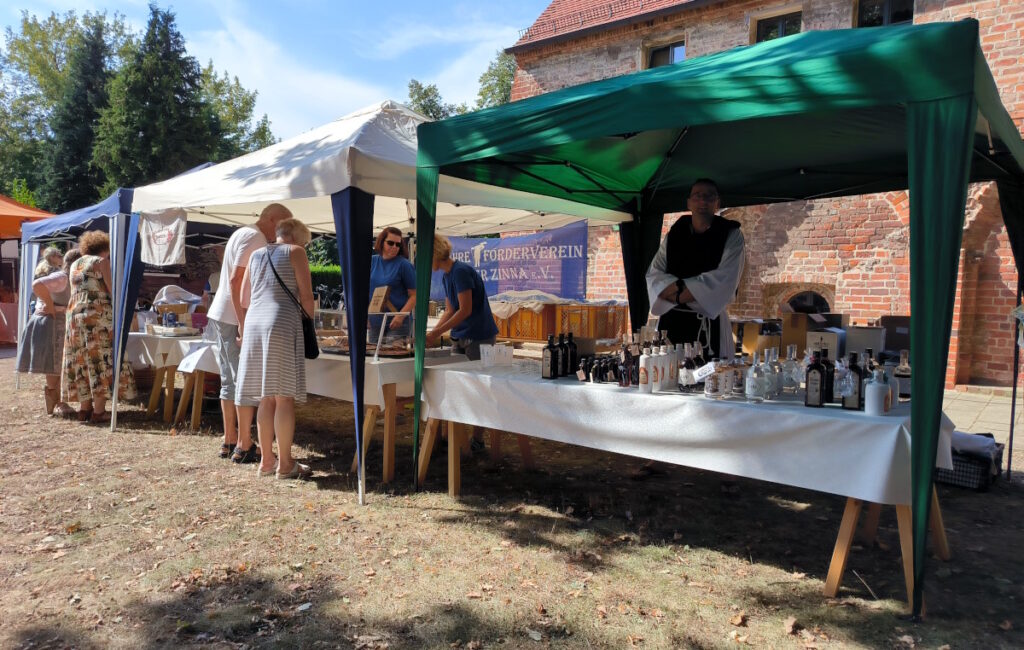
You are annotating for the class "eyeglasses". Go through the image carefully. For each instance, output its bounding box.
[689,192,718,201]
[384,240,402,248]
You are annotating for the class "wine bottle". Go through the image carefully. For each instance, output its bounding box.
[542,335,557,379]
[567,333,579,377]
[679,343,696,393]
[557,333,569,377]
[805,350,825,407]
[894,349,911,399]
[821,347,835,403]
[843,352,864,411]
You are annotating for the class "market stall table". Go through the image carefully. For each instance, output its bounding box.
[418,360,955,607]
[125,331,204,423]
[306,351,466,483]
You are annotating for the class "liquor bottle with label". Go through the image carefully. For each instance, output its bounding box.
[820,347,836,403]
[672,343,684,388]
[692,341,707,389]
[731,354,746,396]
[703,358,723,399]
[842,352,864,411]
[894,349,911,399]
[580,356,592,382]
[864,347,875,372]
[679,343,697,393]
[782,344,801,393]
[770,348,785,398]
[557,333,569,377]
[638,347,653,393]
[805,349,825,407]
[761,349,777,400]
[745,353,767,403]
[658,346,671,391]
[567,333,579,376]
[542,335,557,379]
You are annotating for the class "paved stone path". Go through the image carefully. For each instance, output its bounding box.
[943,389,1023,481]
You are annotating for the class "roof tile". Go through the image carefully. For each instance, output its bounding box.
[516,0,693,47]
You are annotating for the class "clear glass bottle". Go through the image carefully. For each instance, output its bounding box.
[842,352,864,411]
[894,349,911,399]
[769,348,784,397]
[782,344,801,393]
[745,354,766,403]
[760,349,776,400]
[704,358,723,399]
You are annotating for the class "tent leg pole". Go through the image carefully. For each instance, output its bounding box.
[1010,279,1021,480]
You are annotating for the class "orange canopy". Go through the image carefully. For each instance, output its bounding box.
[0,195,52,239]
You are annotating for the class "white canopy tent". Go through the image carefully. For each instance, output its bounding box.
[132,100,630,235]
[124,100,629,504]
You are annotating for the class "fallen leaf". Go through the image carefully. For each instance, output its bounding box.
[466,592,482,599]
[526,628,542,641]
[730,612,748,627]
[466,642,482,650]
[64,522,82,534]
[784,616,802,635]
[897,634,915,647]
[999,620,1013,631]
[364,569,376,577]
[536,603,546,615]
[295,602,312,612]
[596,605,608,619]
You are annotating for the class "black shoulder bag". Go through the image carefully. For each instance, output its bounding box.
[265,247,319,359]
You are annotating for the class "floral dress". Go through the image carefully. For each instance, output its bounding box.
[62,255,137,403]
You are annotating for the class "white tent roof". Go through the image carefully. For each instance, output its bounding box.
[132,100,631,236]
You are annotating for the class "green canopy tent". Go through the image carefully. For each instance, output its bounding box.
[413,19,1024,615]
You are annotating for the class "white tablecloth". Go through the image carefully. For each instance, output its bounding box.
[305,352,467,406]
[125,332,205,369]
[421,361,955,506]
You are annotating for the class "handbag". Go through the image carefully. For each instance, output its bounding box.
[265,247,319,359]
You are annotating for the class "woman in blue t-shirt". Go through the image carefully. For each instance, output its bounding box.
[368,227,416,342]
[425,234,498,360]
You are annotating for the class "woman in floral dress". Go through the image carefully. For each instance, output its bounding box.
[62,231,136,423]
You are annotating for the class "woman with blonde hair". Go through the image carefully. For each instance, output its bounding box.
[425,234,498,359]
[17,246,74,415]
[237,218,316,479]
[62,231,136,423]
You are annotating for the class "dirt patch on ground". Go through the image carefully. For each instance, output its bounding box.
[1,353,1022,649]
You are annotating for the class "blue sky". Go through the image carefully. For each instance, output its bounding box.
[4,0,552,139]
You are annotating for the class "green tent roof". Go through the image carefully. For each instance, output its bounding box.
[417,19,1024,215]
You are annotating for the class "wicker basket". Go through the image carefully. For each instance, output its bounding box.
[934,434,1004,491]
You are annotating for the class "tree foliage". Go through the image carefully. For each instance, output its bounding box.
[476,50,516,109]
[92,5,214,191]
[37,21,110,212]
[201,62,277,161]
[407,79,467,121]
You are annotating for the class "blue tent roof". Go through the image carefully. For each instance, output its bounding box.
[20,189,134,242]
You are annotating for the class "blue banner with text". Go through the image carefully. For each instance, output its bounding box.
[430,221,588,301]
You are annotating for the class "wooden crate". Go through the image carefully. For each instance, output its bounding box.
[495,304,556,342]
[555,304,628,340]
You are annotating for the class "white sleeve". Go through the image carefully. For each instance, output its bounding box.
[645,235,678,317]
[235,230,265,271]
[684,228,745,319]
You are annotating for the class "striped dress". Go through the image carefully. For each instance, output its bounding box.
[236,244,306,403]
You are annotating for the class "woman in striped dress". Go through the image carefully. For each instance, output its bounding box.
[236,218,315,479]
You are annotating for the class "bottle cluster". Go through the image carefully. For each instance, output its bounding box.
[541,332,578,379]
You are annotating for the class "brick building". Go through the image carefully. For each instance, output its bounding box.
[508,0,1024,387]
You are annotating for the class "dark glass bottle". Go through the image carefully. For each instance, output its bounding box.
[864,347,875,372]
[620,335,633,387]
[821,347,835,403]
[680,343,697,394]
[805,350,825,407]
[557,333,568,377]
[842,352,864,411]
[580,356,592,382]
[567,333,579,377]
[691,341,707,389]
[542,335,557,379]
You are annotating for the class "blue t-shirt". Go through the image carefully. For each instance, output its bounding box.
[443,260,498,341]
[369,254,415,312]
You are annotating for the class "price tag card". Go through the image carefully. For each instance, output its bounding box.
[694,361,717,381]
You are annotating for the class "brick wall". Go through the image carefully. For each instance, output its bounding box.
[513,0,1024,386]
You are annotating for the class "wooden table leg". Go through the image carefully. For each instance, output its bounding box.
[489,429,503,459]
[930,487,951,561]
[460,423,472,457]
[351,405,380,474]
[858,503,883,546]
[824,497,863,597]
[448,420,462,497]
[417,418,440,484]
[147,367,166,416]
[162,365,177,423]
[174,372,195,424]
[190,370,205,431]
[895,505,917,611]
[381,383,397,484]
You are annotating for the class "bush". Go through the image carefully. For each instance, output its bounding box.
[310,264,342,291]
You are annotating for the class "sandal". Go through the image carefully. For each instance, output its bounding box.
[219,442,237,459]
[89,411,111,424]
[258,462,278,478]
[276,462,312,480]
[231,445,261,464]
